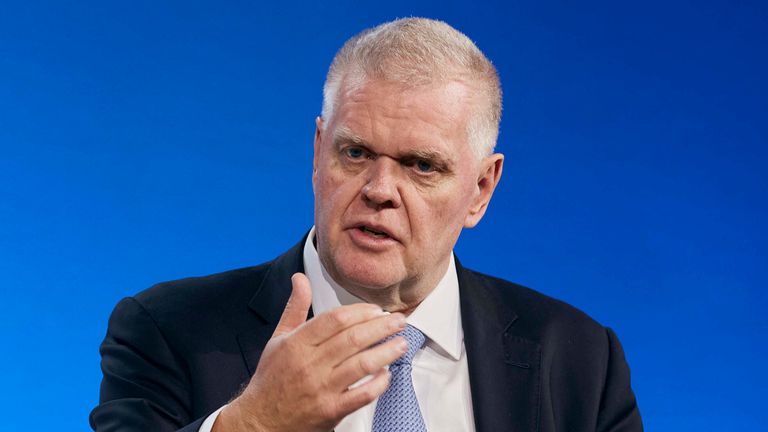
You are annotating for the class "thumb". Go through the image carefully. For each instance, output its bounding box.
[273,272,312,336]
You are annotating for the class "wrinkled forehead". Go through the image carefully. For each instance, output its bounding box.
[338,76,482,116]
[329,79,481,158]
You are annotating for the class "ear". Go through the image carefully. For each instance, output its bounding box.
[464,153,504,228]
[312,117,323,192]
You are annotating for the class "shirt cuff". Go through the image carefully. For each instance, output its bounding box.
[198,405,227,432]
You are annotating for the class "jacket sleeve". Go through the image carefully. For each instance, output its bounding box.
[596,327,644,432]
[90,297,208,432]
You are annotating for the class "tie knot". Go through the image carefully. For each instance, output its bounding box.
[393,324,425,365]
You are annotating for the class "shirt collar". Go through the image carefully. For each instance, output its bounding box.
[303,226,464,361]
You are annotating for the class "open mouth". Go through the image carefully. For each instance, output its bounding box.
[358,226,390,238]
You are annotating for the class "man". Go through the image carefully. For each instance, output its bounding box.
[91,18,642,432]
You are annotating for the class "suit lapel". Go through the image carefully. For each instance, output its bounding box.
[237,236,308,376]
[458,258,541,432]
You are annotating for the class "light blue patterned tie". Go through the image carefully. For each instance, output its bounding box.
[372,324,427,432]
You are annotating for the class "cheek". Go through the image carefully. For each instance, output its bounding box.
[315,175,337,217]
[416,182,476,232]
[315,165,359,220]
[411,190,469,233]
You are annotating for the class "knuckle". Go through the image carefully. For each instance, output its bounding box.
[318,397,341,420]
[356,356,376,375]
[329,309,349,327]
[358,385,380,404]
[345,328,363,348]
[278,337,299,356]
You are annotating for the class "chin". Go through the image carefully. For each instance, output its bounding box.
[332,256,405,291]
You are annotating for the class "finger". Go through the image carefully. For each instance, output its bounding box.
[273,273,313,337]
[328,336,407,391]
[319,312,406,366]
[295,303,387,346]
[336,368,391,416]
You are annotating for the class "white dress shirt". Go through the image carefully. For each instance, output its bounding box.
[200,228,475,431]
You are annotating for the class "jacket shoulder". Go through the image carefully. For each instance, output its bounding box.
[463,268,607,341]
[119,261,276,350]
[133,262,272,318]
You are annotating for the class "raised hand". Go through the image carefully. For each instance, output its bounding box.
[213,272,407,432]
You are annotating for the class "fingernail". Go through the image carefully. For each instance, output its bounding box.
[398,338,408,352]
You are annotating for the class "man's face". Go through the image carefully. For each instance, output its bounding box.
[312,79,502,298]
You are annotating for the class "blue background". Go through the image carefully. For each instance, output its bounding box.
[1,0,766,430]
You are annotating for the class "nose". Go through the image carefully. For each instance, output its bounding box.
[361,157,402,209]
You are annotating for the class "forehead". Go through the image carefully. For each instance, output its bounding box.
[329,79,479,158]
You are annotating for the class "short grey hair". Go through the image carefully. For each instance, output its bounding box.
[321,18,502,159]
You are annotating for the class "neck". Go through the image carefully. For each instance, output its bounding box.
[336,257,450,316]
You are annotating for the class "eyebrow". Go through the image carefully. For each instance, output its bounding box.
[332,126,454,171]
[333,126,370,148]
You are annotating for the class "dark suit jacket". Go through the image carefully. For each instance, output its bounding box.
[91,237,642,431]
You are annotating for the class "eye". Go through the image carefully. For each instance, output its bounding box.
[416,160,434,173]
[344,147,365,159]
